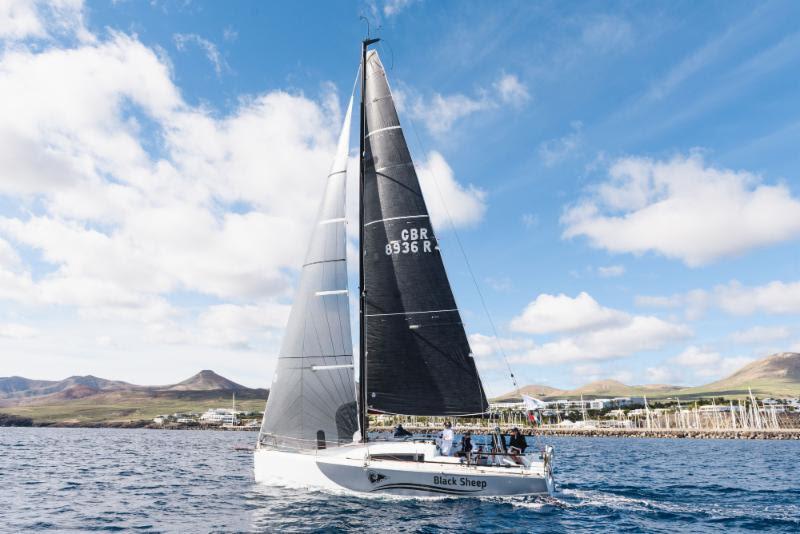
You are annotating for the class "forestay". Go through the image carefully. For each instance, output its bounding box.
[362,51,488,416]
[259,97,358,449]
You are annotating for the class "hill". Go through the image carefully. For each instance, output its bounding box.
[491,352,800,401]
[0,375,140,401]
[0,370,268,424]
[674,352,800,398]
[162,370,248,391]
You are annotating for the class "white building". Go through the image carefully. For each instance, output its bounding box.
[200,408,240,425]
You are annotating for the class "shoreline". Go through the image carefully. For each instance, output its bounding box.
[370,426,800,440]
[4,421,800,439]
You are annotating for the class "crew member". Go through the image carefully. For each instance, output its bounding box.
[508,427,527,464]
[393,424,413,438]
[440,421,454,456]
[457,431,473,464]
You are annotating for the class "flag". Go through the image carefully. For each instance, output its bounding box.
[522,395,547,411]
[523,395,546,426]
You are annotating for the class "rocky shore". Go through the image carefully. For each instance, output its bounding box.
[4,416,798,438]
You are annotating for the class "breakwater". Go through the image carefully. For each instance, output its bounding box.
[372,426,800,440]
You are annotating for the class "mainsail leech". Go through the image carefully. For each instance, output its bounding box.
[258,96,357,449]
[361,51,488,416]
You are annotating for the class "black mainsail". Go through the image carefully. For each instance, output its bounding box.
[360,50,488,417]
[259,97,358,450]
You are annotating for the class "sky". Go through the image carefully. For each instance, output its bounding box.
[0,0,799,395]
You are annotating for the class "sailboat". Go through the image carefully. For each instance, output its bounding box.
[254,38,555,497]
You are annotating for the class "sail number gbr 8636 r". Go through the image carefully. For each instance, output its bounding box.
[384,227,433,256]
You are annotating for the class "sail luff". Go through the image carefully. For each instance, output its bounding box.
[361,51,488,416]
[258,96,358,449]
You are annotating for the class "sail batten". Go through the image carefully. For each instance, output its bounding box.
[361,51,488,417]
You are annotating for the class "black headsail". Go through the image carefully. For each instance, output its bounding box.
[360,49,488,417]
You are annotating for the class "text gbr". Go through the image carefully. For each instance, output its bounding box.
[385,227,432,256]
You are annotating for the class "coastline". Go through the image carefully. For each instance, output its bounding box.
[369,425,800,440]
[4,419,799,439]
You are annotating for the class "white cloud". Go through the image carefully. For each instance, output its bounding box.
[731,325,791,344]
[663,345,756,383]
[505,292,690,365]
[196,303,290,349]
[0,8,494,384]
[538,121,582,167]
[493,73,530,106]
[484,276,512,292]
[562,154,800,266]
[0,237,21,269]
[646,365,679,384]
[0,322,37,339]
[715,280,800,315]
[715,356,755,377]
[597,265,625,278]
[637,279,800,318]
[672,345,721,367]
[509,315,690,365]
[382,0,416,17]
[469,333,534,358]
[635,288,711,320]
[0,0,44,40]
[510,292,628,335]
[400,72,530,134]
[0,17,353,372]
[415,151,486,230]
[0,0,91,42]
[405,91,492,135]
[521,213,539,228]
[581,15,633,52]
[222,26,237,42]
[572,363,602,378]
[173,33,228,76]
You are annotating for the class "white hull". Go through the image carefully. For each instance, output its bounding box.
[254,440,554,497]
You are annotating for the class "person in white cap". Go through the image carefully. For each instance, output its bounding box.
[440,421,454,456]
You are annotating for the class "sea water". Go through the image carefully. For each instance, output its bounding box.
[1,427,798,532]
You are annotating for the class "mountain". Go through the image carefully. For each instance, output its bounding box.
[0,375,139,401]
[0,370,269,425]
[161,370,248,392]
[493,384,565,402]
[0,370,264,406]
[491,352,800,401]
[676,352,800,397]
[0,377,57,397]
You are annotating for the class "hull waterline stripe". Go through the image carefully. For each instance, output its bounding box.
[366,308,458,317]
[369,483,481,495]
[364,214,429,227]
[327,170,346,178]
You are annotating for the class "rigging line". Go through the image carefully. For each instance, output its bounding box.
[404,115,521,400]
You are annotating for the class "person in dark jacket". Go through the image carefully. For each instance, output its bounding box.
[393,424,413,438]
[508,427,527,463]
[457,431,473,464]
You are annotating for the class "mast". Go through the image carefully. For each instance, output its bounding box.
[359,36,379,443]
